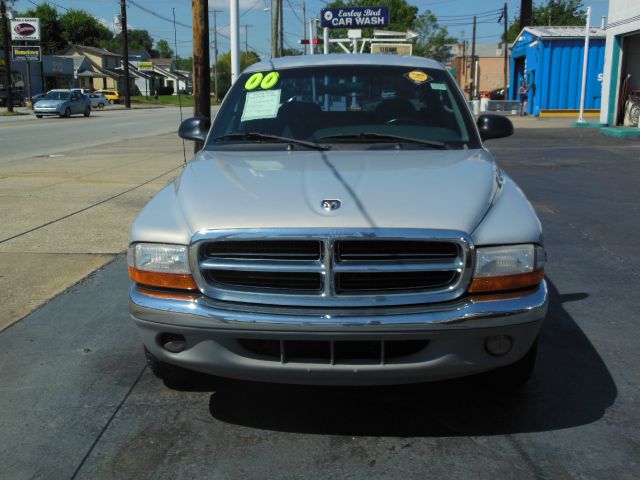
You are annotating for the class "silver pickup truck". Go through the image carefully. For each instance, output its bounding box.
[128,55,547,388]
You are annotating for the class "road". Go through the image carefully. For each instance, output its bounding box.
[1,127,639,479]
[0,108,189,163]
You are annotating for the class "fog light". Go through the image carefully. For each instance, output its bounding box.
[485,335,513,356]
[160,333,186,353]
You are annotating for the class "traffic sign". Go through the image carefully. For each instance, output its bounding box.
[320,7,389,29]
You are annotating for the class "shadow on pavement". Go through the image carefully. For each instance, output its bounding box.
[189,280,616,436]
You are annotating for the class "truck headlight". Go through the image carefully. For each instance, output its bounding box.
[468,244,545,293]
[127,243,197,290]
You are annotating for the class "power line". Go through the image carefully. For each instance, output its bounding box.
[127,0,268,56]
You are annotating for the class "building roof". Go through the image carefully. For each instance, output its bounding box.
[151,58,174,66]
[61,44,122,58]
[520,26,606,40]
[59,55,87,69]
[246,54,443,73]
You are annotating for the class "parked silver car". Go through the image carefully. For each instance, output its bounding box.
[128,55,547,388]
[34,89,91,118]
[85,92,108,109]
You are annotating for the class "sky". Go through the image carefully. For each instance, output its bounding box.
[11,0,610,59]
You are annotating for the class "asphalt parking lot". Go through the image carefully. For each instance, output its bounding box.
[1,127,639,479]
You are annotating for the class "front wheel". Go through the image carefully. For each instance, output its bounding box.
[61,107,71,118]
[36,114,43,119]
[84,106,91,117]
[98,102,105,109]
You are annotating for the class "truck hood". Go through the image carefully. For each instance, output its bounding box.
[175,148,500,234]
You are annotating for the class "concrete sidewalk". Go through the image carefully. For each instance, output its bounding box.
[0,133,188,331]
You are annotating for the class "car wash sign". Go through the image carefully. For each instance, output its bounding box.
[320,7,388,29]
[11,18,41,41]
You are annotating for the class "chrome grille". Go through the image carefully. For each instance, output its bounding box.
[191,229,473,307]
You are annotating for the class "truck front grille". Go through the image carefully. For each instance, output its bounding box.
[192,229,472,307]
[237,338,430,365]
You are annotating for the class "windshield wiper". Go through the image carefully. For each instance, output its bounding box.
[317,133,448,149]
[212,132,329,151]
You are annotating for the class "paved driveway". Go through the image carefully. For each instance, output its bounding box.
[1,128,638,480]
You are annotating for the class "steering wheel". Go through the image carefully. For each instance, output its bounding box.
[385,117,420,125]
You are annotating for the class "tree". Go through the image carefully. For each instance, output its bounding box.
[59,9,112,47]
[156,40,174,59]
[176,56,193,72]
[20,4,65,54]
[413,11,457,63]
[506,0,587,43]
[282,47,302,56]
[100,29,155,54]
[215,51,260,98]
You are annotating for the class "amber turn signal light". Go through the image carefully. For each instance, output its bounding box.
[468,269,544,293]
[128,267,198,291]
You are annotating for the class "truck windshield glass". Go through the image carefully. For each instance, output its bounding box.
[208,65,478,149]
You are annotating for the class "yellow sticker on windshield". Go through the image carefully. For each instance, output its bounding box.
[245,72,264,90]
[260,71,280,89]
[405,70,430,85]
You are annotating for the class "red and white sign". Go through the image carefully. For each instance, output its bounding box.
[11,18,41,42]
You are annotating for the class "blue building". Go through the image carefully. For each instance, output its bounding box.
[509,26,606,116]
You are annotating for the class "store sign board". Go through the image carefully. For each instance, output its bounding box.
[138,61,154,71]
[370,43,412,56]
[11,45,42,62]
[11,18,41,41]
[320,7,388,29]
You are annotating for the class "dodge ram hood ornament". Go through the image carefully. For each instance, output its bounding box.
[321,199,341,211]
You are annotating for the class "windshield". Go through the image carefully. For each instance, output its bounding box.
[44,92,70,101]
[208,64,479,150]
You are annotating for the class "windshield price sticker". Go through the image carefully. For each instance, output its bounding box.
[241,89,282,121]
[405,70,430,85]
[245,71,280,91]
[430,82,447,91]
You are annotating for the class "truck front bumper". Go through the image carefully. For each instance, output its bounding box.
[129,281,548,385]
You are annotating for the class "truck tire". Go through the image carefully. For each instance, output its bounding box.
[84,106,91,117]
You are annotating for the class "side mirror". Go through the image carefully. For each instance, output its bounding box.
[179,116,211,142]
[477,114,514,140]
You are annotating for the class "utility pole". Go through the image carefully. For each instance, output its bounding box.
[120,0,131,109]
[278,0,284,56]
[271,0,279,57]
[470,15,477,99]
[302,1,307,55]
[192,0,211,151]
[577,6,591,123]
[211,9,221,103]
[1,0,13,113]
[503,2,508,96]
[242,24,252,57]
[230,0,240,83]
[520,0,532,28]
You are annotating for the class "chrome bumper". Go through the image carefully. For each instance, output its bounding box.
[129,283,548,385]
[130,281,548,332]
